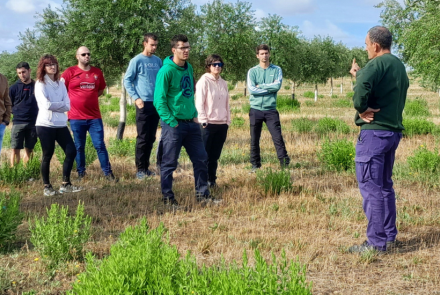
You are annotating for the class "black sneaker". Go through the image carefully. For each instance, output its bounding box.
[146,170,156,177]
[163,198,181,211]
[78,172,87,180]
[197,195,222,205]
[386,239,403,250]
[348,240,385,254]
[105,173,119,183]
[208,181,218,189]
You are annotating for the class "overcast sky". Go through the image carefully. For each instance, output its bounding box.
[0,0,398,53]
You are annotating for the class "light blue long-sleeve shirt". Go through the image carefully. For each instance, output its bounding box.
[124,54,162,102]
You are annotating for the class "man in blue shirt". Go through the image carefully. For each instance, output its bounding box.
[124,33,163,179]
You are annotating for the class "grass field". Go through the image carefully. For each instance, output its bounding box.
[1,77,440,294]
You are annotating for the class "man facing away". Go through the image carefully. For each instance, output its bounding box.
[247,44,290,172]
[9,62,39,166]
[154,34,213,206]
[0,73,11,156]
[124,33,162,179]
[348,26,408,253]
[61,46,116,181]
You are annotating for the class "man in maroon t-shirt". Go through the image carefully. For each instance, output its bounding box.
[61,46,116,181]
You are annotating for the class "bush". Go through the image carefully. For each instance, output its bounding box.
[241,102,251,113]
[126,106,137,125]
[404,98,430,117]
[0,191,23,250]
[332,99,352,108]
[303,91,314,98]
[346,91,354,99]
[291,118,315,133]
[304,101,314,107]
[314,117,350,135]
[0,157,40,185]
[318,139,355,172]
[256,168,292,195]
[231,94,240,100]
[29,202,92,268]
[105,94,112,99]
[331,94,338,99]
[56,135,97,170]
[227,83,235,91]
[108,138,136,157]
[284,85,290,90]
[277,95,300,112]
[407,145,440,173]
[318,94,324,99]
[102,115,119,128]
[403,118,435,136]
[231,117,245,128]
[69,219,312,294]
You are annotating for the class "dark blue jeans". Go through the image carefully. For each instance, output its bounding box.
[355,130,402,251]
[70,119,112,176]
[160,120,209,200]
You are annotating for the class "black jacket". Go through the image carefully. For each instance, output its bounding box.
[9,80,39,124]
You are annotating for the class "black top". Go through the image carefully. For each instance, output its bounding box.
[9,80,39,124]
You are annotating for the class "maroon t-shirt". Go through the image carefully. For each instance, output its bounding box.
[61,66,106,120]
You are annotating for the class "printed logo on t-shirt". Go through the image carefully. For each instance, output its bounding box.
[144,63,160,70]
[80,82,96,89]
[94,74,98,80]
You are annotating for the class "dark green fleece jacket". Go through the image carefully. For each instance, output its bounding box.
[353,53,409,132]
[153,56,197,127]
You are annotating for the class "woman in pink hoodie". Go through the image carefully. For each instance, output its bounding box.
[196,54,231,188]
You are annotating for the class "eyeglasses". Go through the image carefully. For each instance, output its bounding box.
[45,63,57,68]
[80,53,91,56]
[210,63,223,68]
[176,46,191,51]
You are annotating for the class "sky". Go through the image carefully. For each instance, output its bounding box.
[0,0,401,53]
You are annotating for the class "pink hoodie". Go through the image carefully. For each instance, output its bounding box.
[196,73,231,125]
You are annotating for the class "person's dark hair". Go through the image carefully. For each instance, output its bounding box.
[205,54,224,73]
[16,62,30,70]
[144,33,158,43]
[256,44,270,54]
[36,54,60,82]
[171,34,189,49]
[368,26,392,50]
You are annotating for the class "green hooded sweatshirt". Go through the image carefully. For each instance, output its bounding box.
[154,56,197,127]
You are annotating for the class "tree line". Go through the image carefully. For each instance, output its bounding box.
[0,0,368,96]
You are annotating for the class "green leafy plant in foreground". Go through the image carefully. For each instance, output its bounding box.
[107,137,136,157]
[0,156,40,185]
[256,168,292,195]
[29,202,92,268]
[69,219,311,294]
[407,145,440,173]
[0,191,23,250]
[404,97,430,117]
[318,139,355,172]
[403,118,436,136]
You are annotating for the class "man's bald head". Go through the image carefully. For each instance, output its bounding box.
[76,46,91,67]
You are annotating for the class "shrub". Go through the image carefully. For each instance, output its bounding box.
[304,101,314,107]
[346,91,354,99]
[227,83,235,91]
[284,85,291,90]
[303,91,314,98]
[407,145,440,173]
[331,94,338,99]
[108,138,136,157]
[0,157,40,185]
[241,102,251,113]
[291,118,315,133]
[318,139,355,172]
[256,168,292,195]
[69,219,311,294]
[102,115,119,128]
[56,135,97,169]
[231,94,240,100]
[105,94,112,99]
[231,117,245,128]
[332,99,352,108]
[318,94,324,99]
[0,191,23,250]
[29,202,92,268]
[404,98,430,117]
[314,117,350,135]
[277,95,300,112]
[403,118,435,136]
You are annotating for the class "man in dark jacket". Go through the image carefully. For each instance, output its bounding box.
[9,62,39,166]
[348,26,409,253]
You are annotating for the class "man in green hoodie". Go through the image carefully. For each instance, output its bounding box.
[154,34,211,206]
[247,44,290,172]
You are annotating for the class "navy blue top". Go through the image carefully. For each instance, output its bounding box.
[9,80,39,124]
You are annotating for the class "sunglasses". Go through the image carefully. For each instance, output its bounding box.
[80,53,91,57]
[210,62,223,68]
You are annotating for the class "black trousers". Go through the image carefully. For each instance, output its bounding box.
[135,102,160,172]
[201,124,228,183]
[249,108,289,168]
[36,126,76,185]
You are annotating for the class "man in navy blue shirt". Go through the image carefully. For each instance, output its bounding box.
[9,62,39,166]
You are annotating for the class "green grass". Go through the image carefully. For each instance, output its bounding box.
[314,117,351,135]
[404,98,430,117]
[318,139,355,172]
[277,95,300,112]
